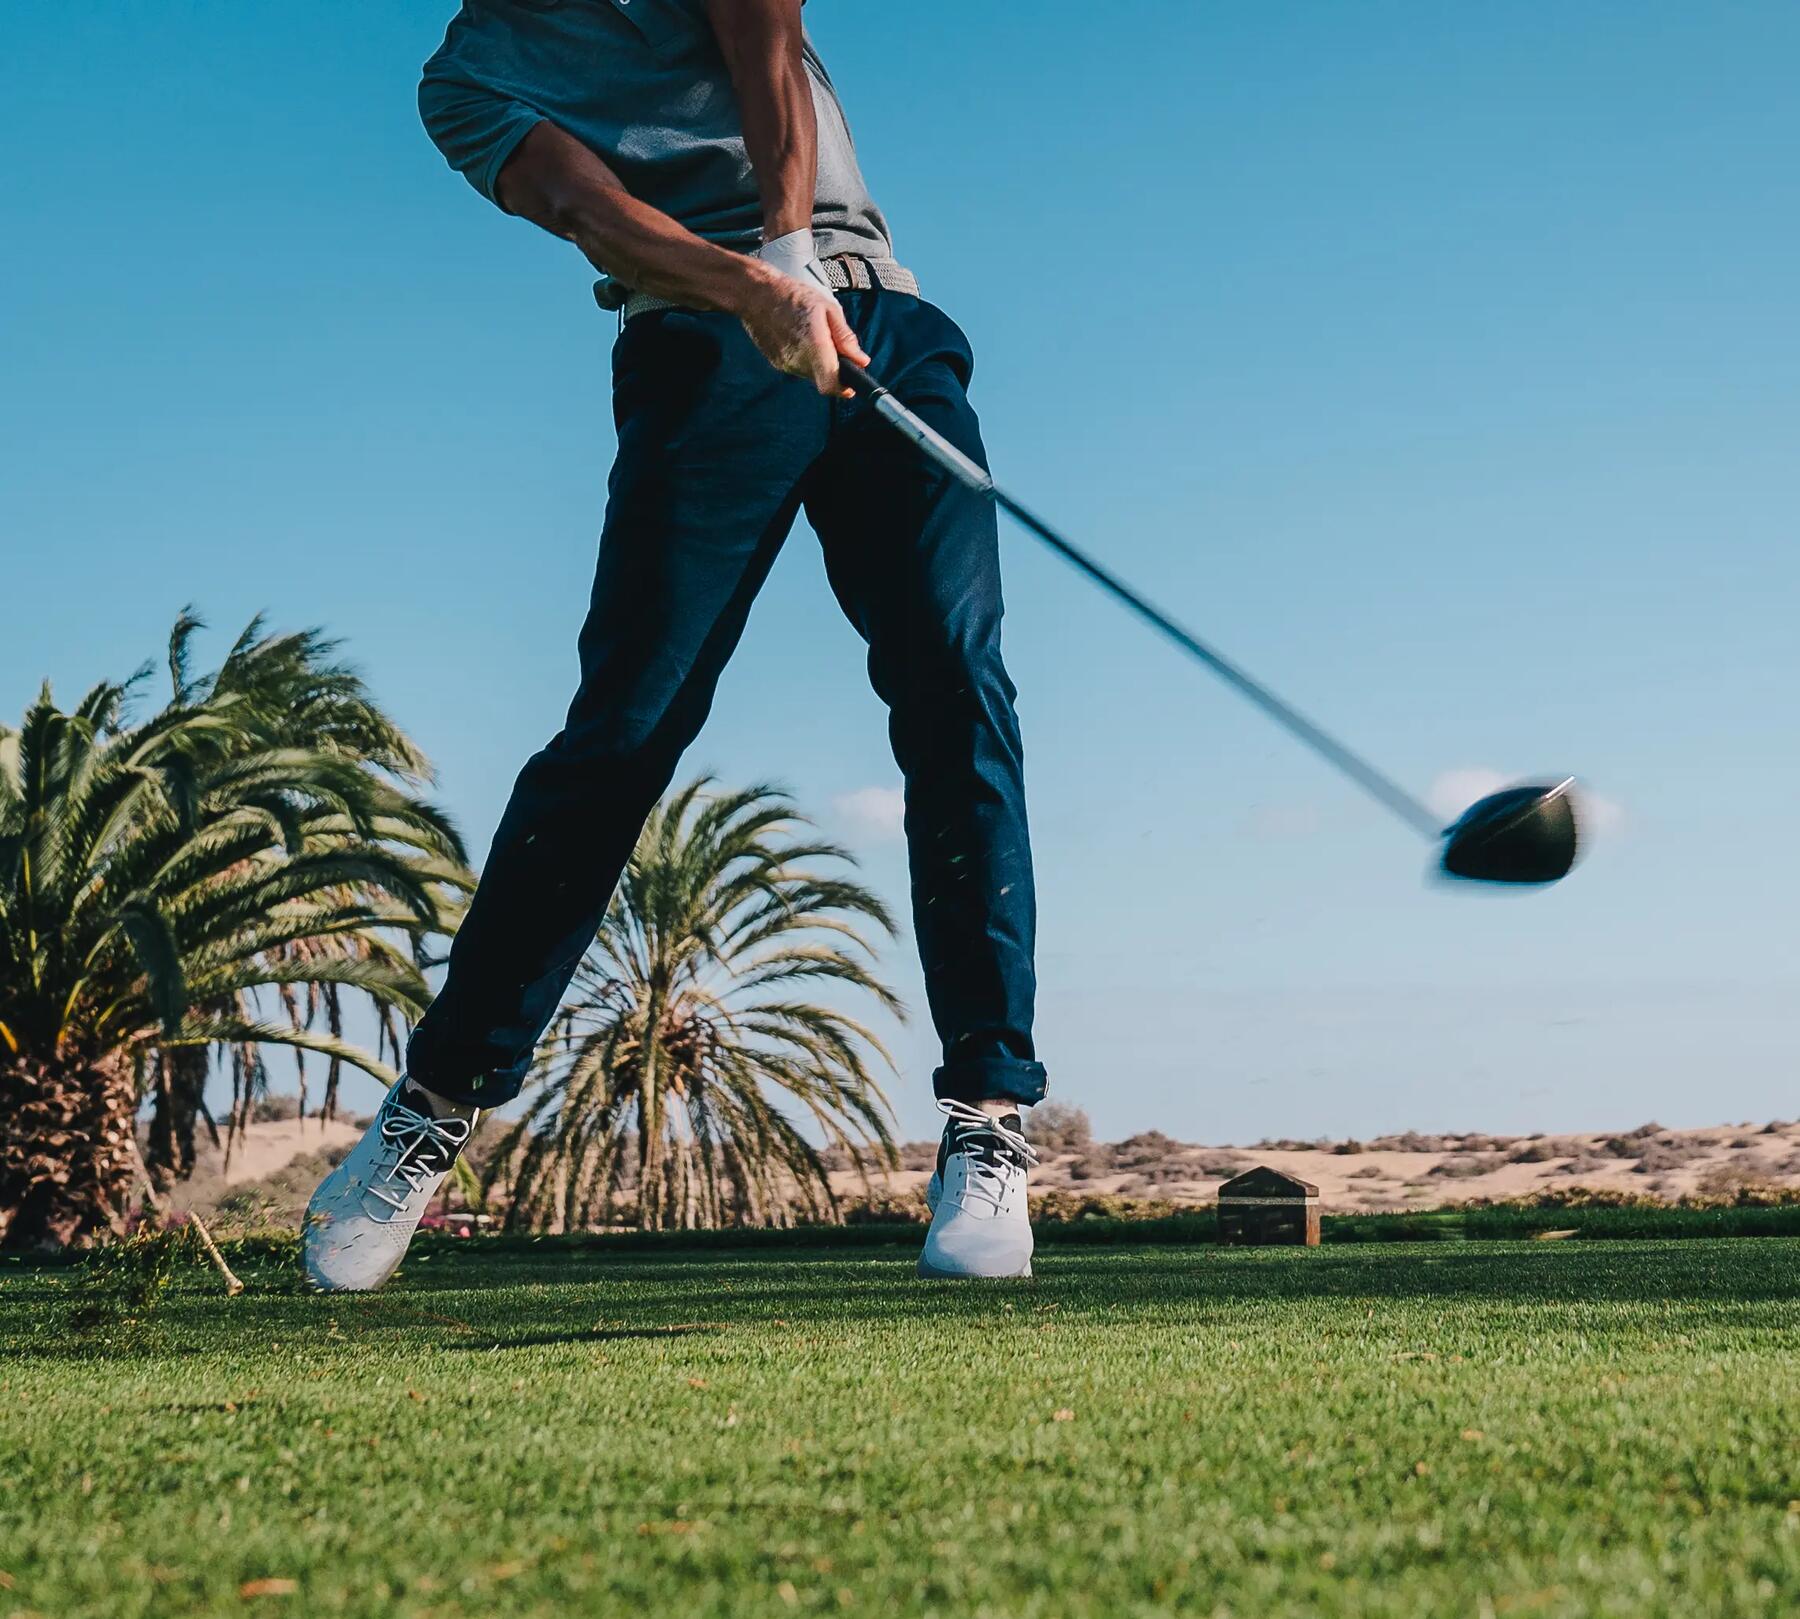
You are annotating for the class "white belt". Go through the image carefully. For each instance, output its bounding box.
[617,254,920,323]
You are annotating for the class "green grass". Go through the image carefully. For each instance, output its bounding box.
[3,1240,1799,1618]
[567,1198,1800,1247]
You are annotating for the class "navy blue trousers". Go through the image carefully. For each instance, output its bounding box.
[408,290,1046,1109]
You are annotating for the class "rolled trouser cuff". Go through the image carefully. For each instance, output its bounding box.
[403,1030,530,1110]
[932,1056,1048,1108]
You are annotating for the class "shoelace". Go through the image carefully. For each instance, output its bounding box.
[369,1097,472,1209]
[939,1098,1039,1212]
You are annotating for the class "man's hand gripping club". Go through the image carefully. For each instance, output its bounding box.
[740,235,869,397]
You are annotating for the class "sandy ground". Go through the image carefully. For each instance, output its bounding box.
[834,1120,1800,1213]
[188,1116,1800,1223]
[205,1117,362,1185]
[156,1116,363,1226]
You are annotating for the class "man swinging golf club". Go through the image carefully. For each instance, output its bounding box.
[305,0,1044,1287]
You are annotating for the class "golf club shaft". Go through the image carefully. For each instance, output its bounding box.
[840,360,1445,841]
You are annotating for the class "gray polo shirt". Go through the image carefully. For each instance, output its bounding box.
[419,0,896,289]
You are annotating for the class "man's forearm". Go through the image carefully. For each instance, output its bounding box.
[556,188,766,311]
[497,121,775,313]
[704,0,817,241]
[495,114,865,397]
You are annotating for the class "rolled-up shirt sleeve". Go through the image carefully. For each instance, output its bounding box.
[418,73,544,210]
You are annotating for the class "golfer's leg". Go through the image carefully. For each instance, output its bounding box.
[806,294,1046,1110]
[408,313,827,1105]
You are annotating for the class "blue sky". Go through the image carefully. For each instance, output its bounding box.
[5,1,1797,1142]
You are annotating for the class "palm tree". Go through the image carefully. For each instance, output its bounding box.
[144,613,469,1166]
[0,614,471,1248]
[487,779,903,1232]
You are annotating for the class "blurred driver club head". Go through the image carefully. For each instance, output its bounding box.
[1439,779,1580,885]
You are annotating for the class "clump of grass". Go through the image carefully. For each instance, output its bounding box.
[66,1226,195,1337]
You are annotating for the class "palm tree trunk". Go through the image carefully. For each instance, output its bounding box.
[547,1157,568,1237]
[637,989,666,1231]
[145,1048,208,1188]
[0,1053,137,1249]
[318,989,345,1122]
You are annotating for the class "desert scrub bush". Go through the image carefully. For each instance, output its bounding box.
[1429,1154,1504,1179]
[1113,1131,1183,1168]
[1348,1165,1391,1180]
[1691,1163,1777,1199]
[1684,1169,1800,1207]
[1131,1163,1198,1186]
[1502,1186,1664,1211]
[1494,1181,1800,1213]
[839,1190,928,1226]
[247,1094,303,1123]
[1508,1136,1582,1162]
[1631,1141,1706,1174]
[1366,1130,1458,1153]
[1029,1191,1185,1224]
[1023,1102,1092,1152]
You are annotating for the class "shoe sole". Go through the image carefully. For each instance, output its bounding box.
[916,1258,1033,1280]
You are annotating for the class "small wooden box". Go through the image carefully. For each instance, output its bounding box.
[1217,1166,1321,1246]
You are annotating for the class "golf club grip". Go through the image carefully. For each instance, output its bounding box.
[838,361,994,494]
[843,360,1445,841]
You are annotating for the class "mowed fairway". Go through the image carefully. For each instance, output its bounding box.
[3,1240,1799,1618]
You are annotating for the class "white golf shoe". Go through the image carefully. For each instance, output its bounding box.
[303,1077,476,1293]
[918,1100,1037,1279]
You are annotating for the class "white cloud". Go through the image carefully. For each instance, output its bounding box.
[833,784,906,844]
[1428,768,1624,838]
